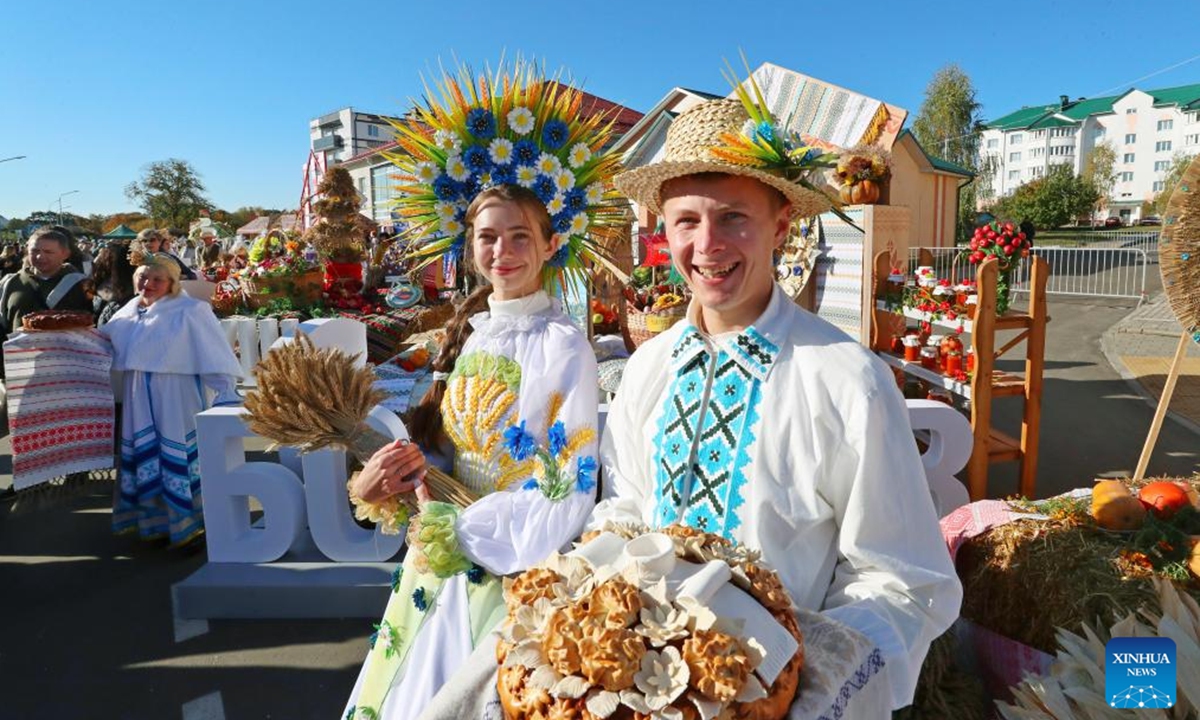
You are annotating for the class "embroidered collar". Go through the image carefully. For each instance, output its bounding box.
[668,286,786,382]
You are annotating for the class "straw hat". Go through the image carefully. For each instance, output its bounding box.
[615,99,832,218]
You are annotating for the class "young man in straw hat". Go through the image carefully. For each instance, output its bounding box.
[591,98,962,713]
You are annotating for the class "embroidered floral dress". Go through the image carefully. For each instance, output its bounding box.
[344,291,599,720]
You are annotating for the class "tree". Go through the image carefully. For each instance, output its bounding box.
[1081,142,1117,223]
[992,164,1100,229]
[125,159,212,229]
[1151,152,1196,214]
[911,64,986,242]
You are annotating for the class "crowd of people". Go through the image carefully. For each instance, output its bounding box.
[0,224,240,546]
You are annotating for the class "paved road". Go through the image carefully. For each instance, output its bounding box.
[1,279,1198,719]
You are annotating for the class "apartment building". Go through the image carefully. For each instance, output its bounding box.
[981,83,1200,223]
[308,108,399,169]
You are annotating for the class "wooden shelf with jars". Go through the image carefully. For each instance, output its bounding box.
[870,250,1050,501]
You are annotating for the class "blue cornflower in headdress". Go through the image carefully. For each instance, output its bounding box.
[459,176,481,201]
[502,421,537,461]
[463,145,490,173]
[541,119,569,150]
[755,121,775,143]
[513,139,539,166]
[532,176,557,204]
[547,421,567,456]
[563,187,587,214]
[552,211,573,234]
[466,108,496,140]
[491,163,517,186]
[433,175,458,202]
[576,455,598,492]
[547,245,569,268]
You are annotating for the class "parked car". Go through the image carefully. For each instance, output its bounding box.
[1104,217,1124,228]
[1139,215,1162,226]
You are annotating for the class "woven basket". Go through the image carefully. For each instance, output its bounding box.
[626,304,686,347]
[243,269,324,309]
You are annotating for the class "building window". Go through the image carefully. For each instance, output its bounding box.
[987,138,999,149]
[1190,112,1200,124]
[367,125,379,137]
[1153,181,1166,192]
[1187,133,1200,146]
[1126,108,1138,115]
[1010,133,1023,145]
[1051,127,1076,137]
[1157,119,1174,131]
[1029,166,1044,178]
[1050,145,1074,156]
[1154,160,1170,171]
[1156,140,1173,152]
[1030,147,1044,157]
[1123,153,1135,163]
[1007,170,1020,181]
[1120,171,1134,182]
[371,165,397,210]
[1094,127,1106,138]
[1009,151,1022,162]
[1032,130,1045,139]
[1125,133,1136,144]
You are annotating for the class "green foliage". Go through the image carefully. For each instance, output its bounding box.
[911,64,986,242]
[1151,152,1197,214]
[124,158,213,229]
[991,164,1100,229]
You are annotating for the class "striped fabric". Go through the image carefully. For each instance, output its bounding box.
[812,210,868,342]
[3,330,115,490]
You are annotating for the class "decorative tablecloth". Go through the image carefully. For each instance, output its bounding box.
[3,329,115,490]
[415,608,893,720]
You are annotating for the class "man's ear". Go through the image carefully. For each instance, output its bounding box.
[774,203,793,249]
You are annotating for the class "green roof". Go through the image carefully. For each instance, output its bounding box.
[897,130,974,177]
[100,223,138,239]
[1149,82,1200,110]
[985,82,1200,130]
[985,105,1056,130]
[1028,115,1077,129]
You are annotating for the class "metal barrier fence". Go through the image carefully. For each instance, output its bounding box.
[906,244,1152,304]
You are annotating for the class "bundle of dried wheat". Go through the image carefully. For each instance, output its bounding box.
[998,578,1200,719]
[243,332,477,510]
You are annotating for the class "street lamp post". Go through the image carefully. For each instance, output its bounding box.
[56,190,79,225]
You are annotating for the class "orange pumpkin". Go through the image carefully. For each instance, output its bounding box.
[838,179,881,205]
[1138,481,1192,519]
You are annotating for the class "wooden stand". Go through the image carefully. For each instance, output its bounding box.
[871,252,1050,500]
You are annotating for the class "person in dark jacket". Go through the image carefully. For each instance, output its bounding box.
[0,226,93,337]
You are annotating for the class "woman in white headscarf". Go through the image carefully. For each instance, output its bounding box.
[101,253,241,546]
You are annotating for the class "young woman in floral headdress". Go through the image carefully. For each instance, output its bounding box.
[342,61,625,720]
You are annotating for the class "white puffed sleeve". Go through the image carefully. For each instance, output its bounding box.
[818,377,963,709]
[454,327,600,576]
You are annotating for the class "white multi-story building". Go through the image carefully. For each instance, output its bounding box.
[308,107,399,168]
[981,83,1200,223]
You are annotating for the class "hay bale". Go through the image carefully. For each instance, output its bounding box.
[958,477,1200,653]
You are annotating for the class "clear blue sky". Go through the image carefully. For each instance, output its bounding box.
[3,0,1200,220]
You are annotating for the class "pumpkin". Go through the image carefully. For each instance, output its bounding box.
[1138,481,1192,518]
[838,179,881,205]
[1091,480,1147,531]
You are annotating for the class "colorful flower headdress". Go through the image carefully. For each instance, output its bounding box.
[385,60,628,292]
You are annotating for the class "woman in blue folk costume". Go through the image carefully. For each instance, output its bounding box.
[342,61,627,719]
